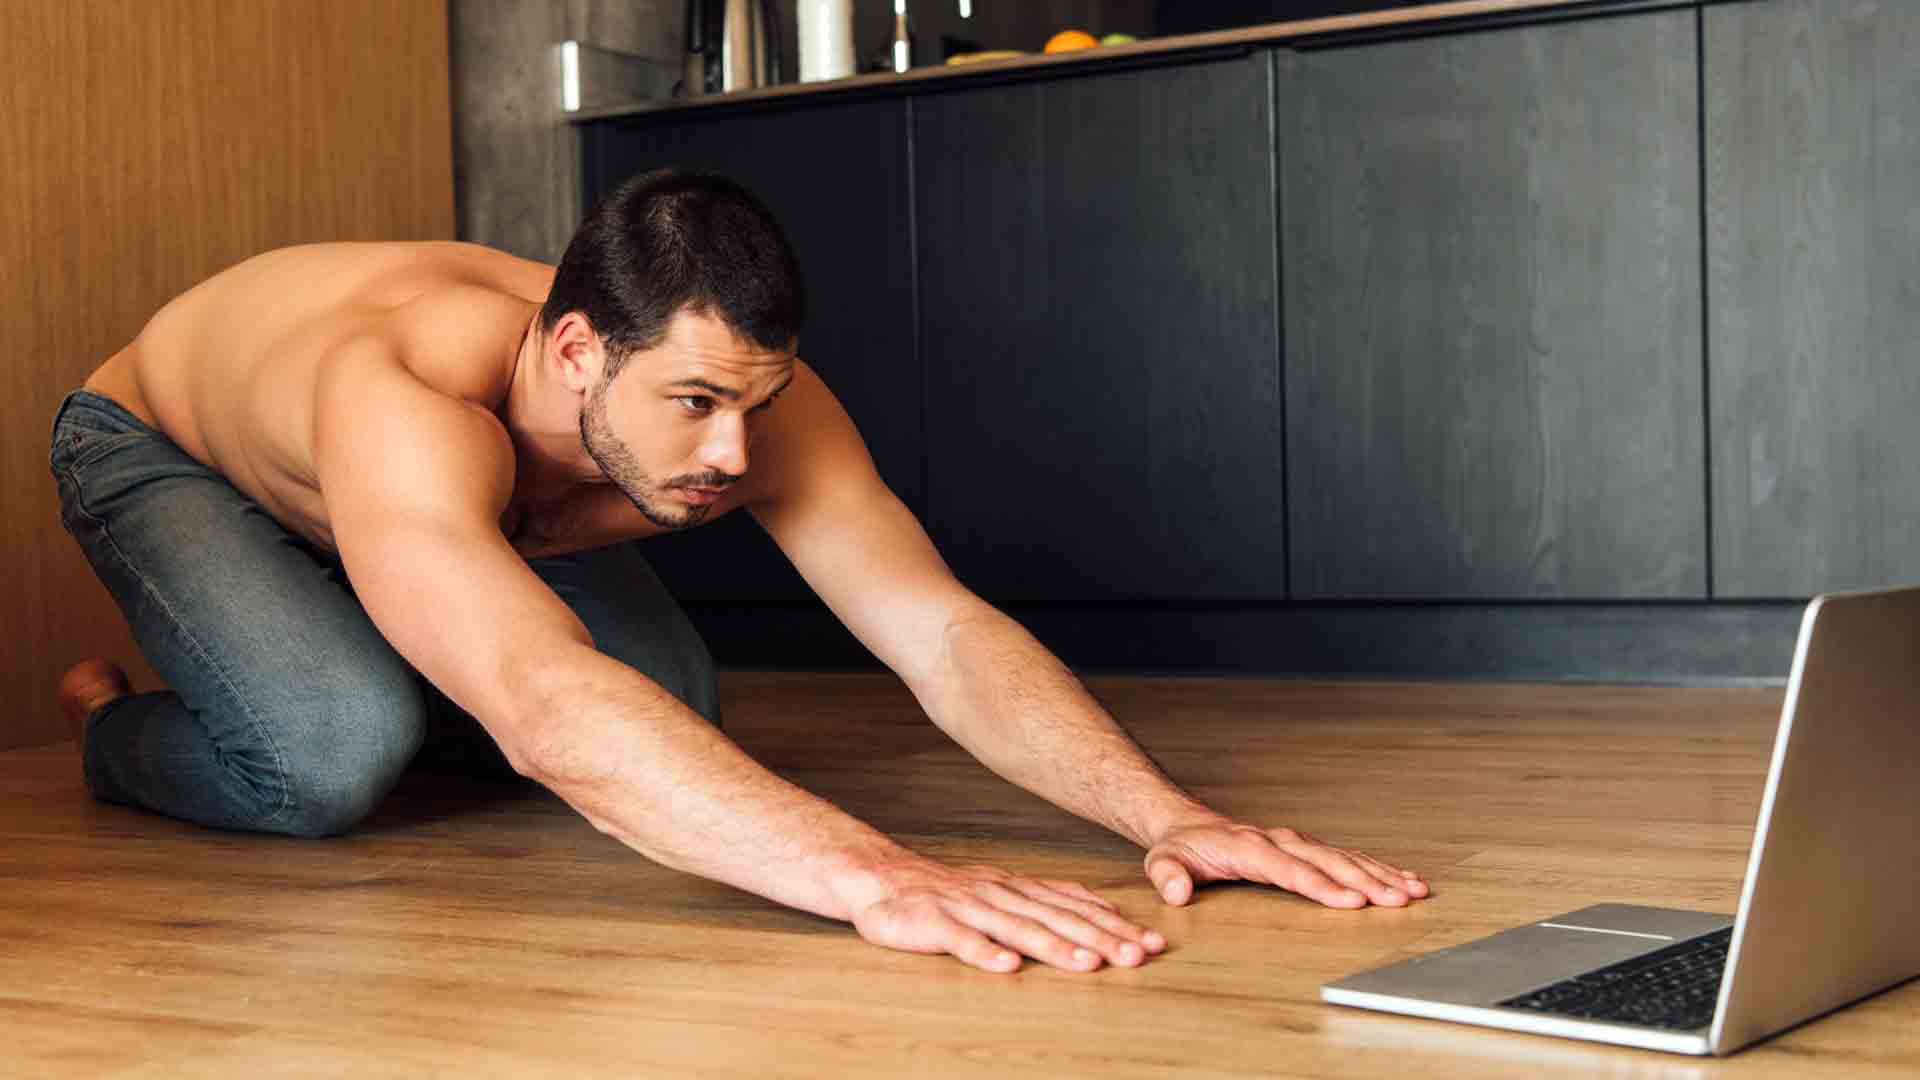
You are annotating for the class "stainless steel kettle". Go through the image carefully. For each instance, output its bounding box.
[683,0,784,96]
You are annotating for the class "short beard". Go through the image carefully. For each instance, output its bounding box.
[579,377,710,531]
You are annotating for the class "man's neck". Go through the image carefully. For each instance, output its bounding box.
[498,314,598,495]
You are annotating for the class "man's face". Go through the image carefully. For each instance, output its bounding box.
[579,308,795,531]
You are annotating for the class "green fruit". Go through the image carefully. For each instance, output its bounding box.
[1100,33,1137,46]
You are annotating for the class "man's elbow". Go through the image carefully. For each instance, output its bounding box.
[505,725,617,788]
[934,602,1011,668]
[488,692,592,787]
[488,653,584,785]
[459,697,551,782]
[490,647,634,788]
[494,732,550,783]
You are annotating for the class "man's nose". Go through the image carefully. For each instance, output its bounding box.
[699,419,749,478]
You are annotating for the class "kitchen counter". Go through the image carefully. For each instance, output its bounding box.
[567,0,1680,122]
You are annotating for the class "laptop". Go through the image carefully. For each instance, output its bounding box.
[1321,585,1920,1056]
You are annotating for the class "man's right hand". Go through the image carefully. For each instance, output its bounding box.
[847,858,1167,973]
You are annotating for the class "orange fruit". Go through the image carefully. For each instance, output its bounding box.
[1044,29,1099,54]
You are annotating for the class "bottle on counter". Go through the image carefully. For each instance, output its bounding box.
[890,0,914,73]
[797,0,854,83]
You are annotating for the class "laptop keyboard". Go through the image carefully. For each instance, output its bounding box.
[1499,927,1733,1032]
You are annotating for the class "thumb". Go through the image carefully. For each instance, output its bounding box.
[1145,852,1194,906]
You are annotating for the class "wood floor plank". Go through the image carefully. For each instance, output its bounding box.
[2,674,1913,1076]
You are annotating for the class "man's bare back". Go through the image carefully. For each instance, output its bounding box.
[83,241,677,556]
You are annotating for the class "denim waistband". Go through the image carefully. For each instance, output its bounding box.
[48,389,172,478]
[52,388,159,438]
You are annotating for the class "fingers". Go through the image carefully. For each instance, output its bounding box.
[1144,855,1195,906]
[946,895,1116,973]
[1147,837,1361,906]
[854,865,1172,976]
[1036,878,1120,912]
[987,880,1166,963]
[1265,829,1428,907]
[1295,831,1424,887]
[943,877,1164,973]
[1350,850,1430,898]
[1145,825,1431,909]
[950,926,1025,973]
[1247,845,1372,908]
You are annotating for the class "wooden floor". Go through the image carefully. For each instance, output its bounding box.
[2,674,1915,1077]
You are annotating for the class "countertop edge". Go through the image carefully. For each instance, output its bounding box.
[565,0,1686,124]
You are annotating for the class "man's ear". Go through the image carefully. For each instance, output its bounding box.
[549,311,606,394]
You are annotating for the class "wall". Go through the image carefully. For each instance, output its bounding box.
[0,0,454,750]
[452,0,700,264]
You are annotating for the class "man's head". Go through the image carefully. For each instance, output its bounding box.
[538,169,804,530]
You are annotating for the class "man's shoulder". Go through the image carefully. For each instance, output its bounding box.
[312,334,508,446]
[738,358,875,507]
[344,275,535,413]
[310,338,516,511]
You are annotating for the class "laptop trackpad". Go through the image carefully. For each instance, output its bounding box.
[1326,904,1736,1007]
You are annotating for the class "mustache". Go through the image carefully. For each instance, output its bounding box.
[670,470,743,490]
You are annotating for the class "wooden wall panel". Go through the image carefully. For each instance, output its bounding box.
[0,0,454,750]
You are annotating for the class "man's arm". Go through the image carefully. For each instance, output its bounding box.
[313,345,1167,973]
[753,364,1428,909]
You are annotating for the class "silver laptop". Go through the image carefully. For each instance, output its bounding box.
[1322,585,1920,1056]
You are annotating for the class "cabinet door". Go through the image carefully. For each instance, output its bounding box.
[1280,11,1706,599]
[1706,0,1920,597]
[914,54,1286,606]
[583,100,916,606]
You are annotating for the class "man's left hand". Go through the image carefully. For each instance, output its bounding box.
[1143,820,1430,909]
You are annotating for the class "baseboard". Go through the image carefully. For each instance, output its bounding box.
[686,601,1806,684]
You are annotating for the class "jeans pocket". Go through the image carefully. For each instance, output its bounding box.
[53,469,116,558]
[57,427,151,477]
[53,467,86,535]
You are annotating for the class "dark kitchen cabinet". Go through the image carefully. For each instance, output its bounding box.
[1278,10,1707,599]
[913,52,1287,606]
[582,99,918,606]
[565,0,1914,679]
[1705,0,1920,597]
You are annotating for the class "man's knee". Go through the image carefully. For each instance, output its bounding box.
[532,544,722,730]
[662,628,722,730]
[267,671,427,838]
[609,600,721,729]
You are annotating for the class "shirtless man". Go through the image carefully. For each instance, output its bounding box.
[51,169,1427,975]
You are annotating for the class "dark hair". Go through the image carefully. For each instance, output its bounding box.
[539,168,805,380]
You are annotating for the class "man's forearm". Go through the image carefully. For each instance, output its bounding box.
[909,608,1226,849]
[503,642,916,921]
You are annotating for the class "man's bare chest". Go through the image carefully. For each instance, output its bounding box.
[501,484,674,559]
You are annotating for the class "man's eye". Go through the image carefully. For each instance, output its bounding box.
[677,396,715,415]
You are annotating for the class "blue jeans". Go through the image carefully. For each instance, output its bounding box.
[49,390,720,838]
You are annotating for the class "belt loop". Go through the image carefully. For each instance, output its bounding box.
[48,389,81,472]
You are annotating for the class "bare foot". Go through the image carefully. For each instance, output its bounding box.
[58,659,131,753]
